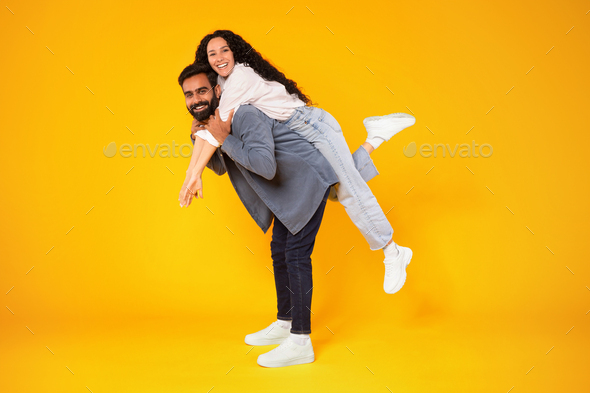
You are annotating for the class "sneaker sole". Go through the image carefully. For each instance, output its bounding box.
[257,354,315,368]
[363,113,416,126]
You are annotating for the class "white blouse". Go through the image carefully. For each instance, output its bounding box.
[196,62,305,147]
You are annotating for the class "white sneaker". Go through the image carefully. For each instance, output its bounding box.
[383,245,413,294]
[245,321,290,346]
[257,336,315,368]
[363,113,416,142]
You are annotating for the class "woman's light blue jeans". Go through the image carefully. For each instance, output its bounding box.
[281,106,393,250]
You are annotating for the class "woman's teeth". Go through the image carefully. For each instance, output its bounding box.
[218,63,228,69]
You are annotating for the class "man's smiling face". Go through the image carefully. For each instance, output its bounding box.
[182,73,220,121]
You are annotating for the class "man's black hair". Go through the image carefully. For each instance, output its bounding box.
[178,62,218,89]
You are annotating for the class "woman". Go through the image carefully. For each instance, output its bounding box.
[181,29,413,257]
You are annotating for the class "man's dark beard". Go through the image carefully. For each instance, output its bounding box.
[188,94,219,121]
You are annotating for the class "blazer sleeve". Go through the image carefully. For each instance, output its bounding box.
[220,108,276,180]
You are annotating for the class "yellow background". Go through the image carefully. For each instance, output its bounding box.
[1,0,589,392]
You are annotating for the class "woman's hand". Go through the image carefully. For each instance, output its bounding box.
[179,172,203,207]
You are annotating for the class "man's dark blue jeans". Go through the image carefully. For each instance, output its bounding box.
[271,187,331,334]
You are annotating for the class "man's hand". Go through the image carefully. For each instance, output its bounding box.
[204,108,234,145]
[191,118,206,140]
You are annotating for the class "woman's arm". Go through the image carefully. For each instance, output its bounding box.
[188,120,226,176]
[179,141,217,207]
[179,110,234,207]
[187,134,205,174]
[179,119,217,207]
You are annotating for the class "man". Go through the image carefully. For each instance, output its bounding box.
[178,63,403,368]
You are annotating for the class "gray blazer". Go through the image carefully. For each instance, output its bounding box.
[194,104,379,235]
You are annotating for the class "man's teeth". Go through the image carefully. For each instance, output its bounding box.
[218,63,228,69]
[196,105,205,110]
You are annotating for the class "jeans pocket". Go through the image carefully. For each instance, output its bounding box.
[284,107,309,128]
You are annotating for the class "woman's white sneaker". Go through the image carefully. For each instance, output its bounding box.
[245,320,291,346]
[383,245,413,294]
[257,336,315,368]
[364,113,416,149]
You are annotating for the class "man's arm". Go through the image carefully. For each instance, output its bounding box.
[218,108,276,180]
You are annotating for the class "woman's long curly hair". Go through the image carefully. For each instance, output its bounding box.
[195,30,313,106]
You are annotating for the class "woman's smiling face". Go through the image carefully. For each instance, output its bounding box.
[207,37,235,78]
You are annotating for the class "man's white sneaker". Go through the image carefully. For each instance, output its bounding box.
[257,336,315,368]
[245,321,291,346]
[363,113,416,143]
[383,245,413,294]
